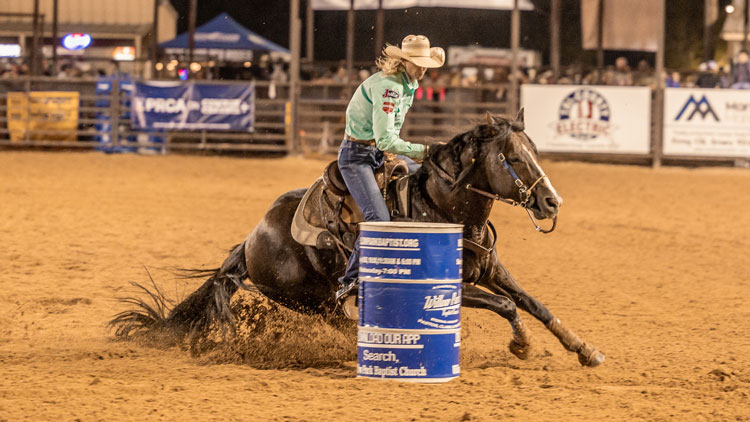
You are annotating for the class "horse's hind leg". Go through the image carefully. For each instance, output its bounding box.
[480,261,605,367]
[461,284,533,360]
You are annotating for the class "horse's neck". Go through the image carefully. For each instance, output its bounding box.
[412,161,494,239]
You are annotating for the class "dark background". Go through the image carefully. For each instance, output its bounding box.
[167,0,734,69]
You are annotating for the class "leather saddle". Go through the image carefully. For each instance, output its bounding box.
[291,156,411,255]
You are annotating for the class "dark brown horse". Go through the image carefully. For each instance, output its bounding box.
[110,111,604,367]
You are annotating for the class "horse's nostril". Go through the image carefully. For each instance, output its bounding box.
[545,197,559,209]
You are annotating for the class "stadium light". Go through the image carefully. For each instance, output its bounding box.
[726,4,735,13]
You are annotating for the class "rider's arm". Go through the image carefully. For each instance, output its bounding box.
[370,81,425,160]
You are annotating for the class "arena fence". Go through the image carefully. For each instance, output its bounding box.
[0,76,509,156]
[0,76,747,167]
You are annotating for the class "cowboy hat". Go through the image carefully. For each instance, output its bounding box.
[384,35,445,68]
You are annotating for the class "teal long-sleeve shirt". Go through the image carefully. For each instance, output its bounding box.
[344,70,426,159]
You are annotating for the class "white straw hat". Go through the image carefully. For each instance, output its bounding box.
[384,35,445,68]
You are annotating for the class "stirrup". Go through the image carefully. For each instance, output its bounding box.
[335,280,358,302]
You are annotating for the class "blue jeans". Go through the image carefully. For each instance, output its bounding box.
[337,140,419,286]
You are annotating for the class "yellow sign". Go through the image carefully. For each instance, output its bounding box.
[7,91,79,142]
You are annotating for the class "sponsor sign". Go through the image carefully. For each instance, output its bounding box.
[663,88,750,157]
[131,82,255,131]
[521,85,651,154]
[7,92,79,141]
[0,44,21,58]
[62,33,92,50]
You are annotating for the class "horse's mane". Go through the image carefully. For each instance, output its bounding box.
[423,115,536,183]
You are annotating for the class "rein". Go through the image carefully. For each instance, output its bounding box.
[428,151,557,234]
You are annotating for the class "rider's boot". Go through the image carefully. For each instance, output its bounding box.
[335,279,359,320]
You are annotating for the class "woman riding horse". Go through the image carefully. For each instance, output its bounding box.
[110,111,606,368]
[335,35,446,304]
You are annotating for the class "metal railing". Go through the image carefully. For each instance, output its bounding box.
[0,77,513,156]
[0,77,287,153]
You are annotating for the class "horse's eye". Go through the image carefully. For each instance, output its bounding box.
[508,157,521,164]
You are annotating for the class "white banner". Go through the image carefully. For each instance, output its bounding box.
[311,0,533,10]
[521,85,651,154]
[663,88,750,157]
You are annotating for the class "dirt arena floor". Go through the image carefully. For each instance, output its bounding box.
[1,151,749,421]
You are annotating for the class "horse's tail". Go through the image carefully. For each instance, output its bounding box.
[108,242,251,341]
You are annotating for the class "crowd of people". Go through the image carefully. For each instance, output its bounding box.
[4,50,750,93]
[0,58,120,79]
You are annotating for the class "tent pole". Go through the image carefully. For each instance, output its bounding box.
[550,0,560,80]
[375,0,384,58]
[652,0,665,169]
[306,0,314,63]
[510,0,520,115]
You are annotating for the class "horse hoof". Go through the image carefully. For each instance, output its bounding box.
[577,344,605,367]
[508,339,532,360]
[341,295,359,320]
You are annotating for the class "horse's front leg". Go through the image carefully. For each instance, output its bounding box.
[461,283,533,360]
[479,257,605,367]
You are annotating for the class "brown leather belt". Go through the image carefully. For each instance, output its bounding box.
[344,134,376,146]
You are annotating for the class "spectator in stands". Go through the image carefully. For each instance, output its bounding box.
[334,34,445,306]
[582,69,601,85]
[730,50,750,89]
[634,59,655,88]
[665,71,681,88]
[696,60,720,88]
[612,57,633,86]
[719,64,733,88]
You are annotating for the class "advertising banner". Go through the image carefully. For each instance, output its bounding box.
[521,85,651,154]
[132,82,254,131]
[7,92,79,142]
[663,88,750,157]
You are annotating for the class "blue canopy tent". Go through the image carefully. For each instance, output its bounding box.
[159,12,290,62]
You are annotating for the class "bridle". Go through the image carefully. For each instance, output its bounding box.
[428,149,557,234]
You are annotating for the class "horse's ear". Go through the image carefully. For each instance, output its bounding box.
[515,108,525,124]
[484,111,494,125]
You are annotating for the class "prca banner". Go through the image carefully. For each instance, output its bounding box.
[132,81,254,131]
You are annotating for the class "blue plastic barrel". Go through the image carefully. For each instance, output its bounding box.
[357,222,463,383]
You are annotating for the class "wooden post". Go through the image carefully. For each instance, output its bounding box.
[375,0,384,57]
[110,76,121,148]
[306,0,314,63]
[510,0,520,115]
[31,0,40,76]
[550,0,561,80]
[152,0,160,73]
[346,0,355,94]
[597,0,605,69]
[288,0,302,154]
[52,0,59,75]
[703,0,715,61]
[188,0,197,65]
[652,0,665,169]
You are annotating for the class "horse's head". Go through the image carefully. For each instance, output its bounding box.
[433,109,562,226]
[480,110,562,220]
